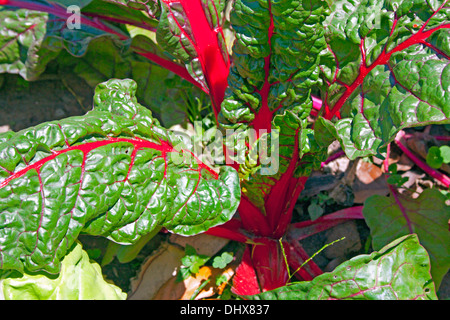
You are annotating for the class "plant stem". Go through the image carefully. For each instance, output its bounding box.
[285,239,323,281]
[6,0,129,40]
[189,279,211,300]
[321,150,346,168]
[310,95,322,117]
[288,206,364,241]
[205,219,249,243]
[433,135,450,141]
[395,130,450,188]
[384,142,415,233]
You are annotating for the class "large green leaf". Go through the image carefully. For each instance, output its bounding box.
[0,1,130,81]
[316,0,450,159]
[80,0,159,26]
[363,188,450,288]
[0,79,240,274]
[0,7,60,80]
[246,234,437,300]
[0,242,126,300]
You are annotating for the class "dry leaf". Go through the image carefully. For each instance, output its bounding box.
[154,265,235,300]
[128,233,230,300]
[353,160,389,204]
[356,160,383,184]
[128,242,185,300]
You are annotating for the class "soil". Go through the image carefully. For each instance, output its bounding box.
[0,73,92,132]
[0,72,448,300]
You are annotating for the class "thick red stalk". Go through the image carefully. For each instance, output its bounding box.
[231,246,261,295]
[249,2,275,134]
[251,237,290,292]
[270,176,308,238]
[237,196,272,236]
[173,0,230,117]
[288,206,365,241]
[310,95,322,117]
[204,219,249,243]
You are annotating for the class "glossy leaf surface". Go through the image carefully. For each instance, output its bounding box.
[0,79,240,274]
[246,234,437,300]
[317,0,450,159]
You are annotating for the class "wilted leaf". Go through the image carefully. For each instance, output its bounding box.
[128,233,230,300]
[154,265,235,300]
[0,79,240,274]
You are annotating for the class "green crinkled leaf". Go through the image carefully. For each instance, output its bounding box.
[363,188,450,288]
[318,0,450,159]
[239,111,327,214]
[0,8,60,80]
[0,1,131,81]
[0,78,240,274]
[79,0,160,26]
[219,0,328,129]
[0,242,126,300]
[45,14,126,57]
[246,234,437,300]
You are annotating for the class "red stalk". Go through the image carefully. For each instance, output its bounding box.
[250,237,290,292]
[264,127,302,236]
[231,246,261,296]
[6,0,129,40]
[0,136,219,189]
[237,196,272,236]
[249,2,275,134]
[169,0,230,117]
[384,143,415,233]
[323,16,450,120]
[205,219,249,243]
[288,206,365,241]
[433,136,450,141]
[395,131,450,188]
[310,95,322,117]
[321,150,346,168]
[271,176,308,238]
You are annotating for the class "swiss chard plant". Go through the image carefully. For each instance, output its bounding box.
[0,0,449,300]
